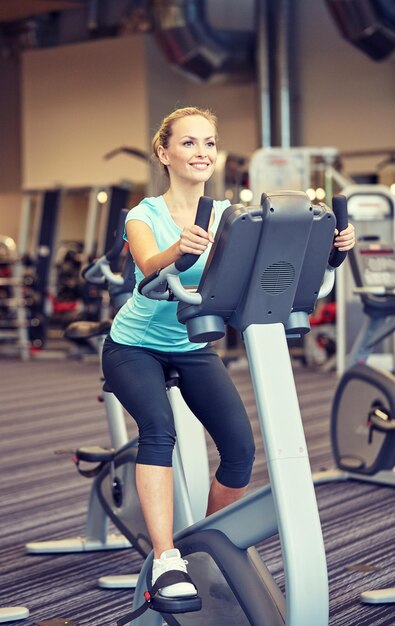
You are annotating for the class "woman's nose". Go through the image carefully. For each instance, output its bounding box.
[195,144,207,157]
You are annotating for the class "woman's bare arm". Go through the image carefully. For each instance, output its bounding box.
[126,220,214,276]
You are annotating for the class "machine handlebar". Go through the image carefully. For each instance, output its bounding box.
[139,193,347,306]
[328,194,349,269]
[138,196,213,300]
[105,209,129,261]
[81,209,129,286]
[174,196,213,272]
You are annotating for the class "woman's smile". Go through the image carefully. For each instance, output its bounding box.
[189,161,210,170]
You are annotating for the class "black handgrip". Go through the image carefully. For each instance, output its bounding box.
[106,208,129,261]
[328,194,349,268]
[174,196,214,273]
[138,269,161,295]
[81,260,104,283]
[81,208,129,283]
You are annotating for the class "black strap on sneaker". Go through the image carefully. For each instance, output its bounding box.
[54,448,109,479]
[116,571,199,626]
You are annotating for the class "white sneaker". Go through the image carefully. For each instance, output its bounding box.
[152,548,197,598]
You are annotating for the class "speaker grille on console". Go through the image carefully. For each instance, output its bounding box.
[260,261,295,294]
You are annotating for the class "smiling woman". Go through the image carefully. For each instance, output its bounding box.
[129,108,221,277]
[101,104,355,604]
[154,112,218,230]
[153,107,218,175]
[101,105,256,601]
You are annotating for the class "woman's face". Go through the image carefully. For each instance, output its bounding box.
[158,115,217,184]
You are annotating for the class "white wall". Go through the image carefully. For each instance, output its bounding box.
[185,80,258,158]
[145,36,258,191]
[21,35,150,190]
[0,194,23,242]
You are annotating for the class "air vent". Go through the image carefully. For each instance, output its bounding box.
[260,261,295,294]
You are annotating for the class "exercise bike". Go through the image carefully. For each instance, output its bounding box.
[314,238,395,487]
[312,237,395,608]
[112,191,348,626]
[26,210,211,590]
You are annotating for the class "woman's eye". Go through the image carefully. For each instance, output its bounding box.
[207,142,216,148]
[183,141,194,147]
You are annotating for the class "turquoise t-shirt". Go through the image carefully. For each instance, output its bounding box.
[110,195,231,352]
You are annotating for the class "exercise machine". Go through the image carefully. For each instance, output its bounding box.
[25,215,135,555]
[324,237,395,606]
[249,146,341,205]
[312,237,395,607]
[314,238,395,487]
[115,191,348,626]
[334,184,395,374]
[26,210,211,589]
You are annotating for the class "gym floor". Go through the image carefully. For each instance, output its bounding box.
[0,355,394,626]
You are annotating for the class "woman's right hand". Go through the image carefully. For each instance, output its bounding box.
[179,225,214,256]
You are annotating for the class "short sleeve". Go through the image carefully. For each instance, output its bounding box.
[123,201,154,241]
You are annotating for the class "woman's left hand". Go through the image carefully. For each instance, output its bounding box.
[333,222,356,252]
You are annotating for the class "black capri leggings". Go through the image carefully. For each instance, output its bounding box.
[102,336,255,489]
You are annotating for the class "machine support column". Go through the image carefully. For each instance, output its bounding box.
[244,323,329,626]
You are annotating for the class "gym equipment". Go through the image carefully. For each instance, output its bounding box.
[25,214,134,555]
[16,185,134,352]
[26,320,136,555]
[0,606,29,623]
[318,237,395,607]
[335,184,395,373]
[0,235,31,360]
[26,209,211,590]
[116,191,348,625]
[205,150,250,205]
[249,146,341,205]
[315,238,395,488]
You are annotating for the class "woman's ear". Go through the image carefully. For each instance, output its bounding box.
[157,145,170,166]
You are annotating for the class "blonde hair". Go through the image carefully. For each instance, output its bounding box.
[152,106,218,176]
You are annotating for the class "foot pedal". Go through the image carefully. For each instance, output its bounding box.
[116,571,201,626]
[151,595,202,614]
